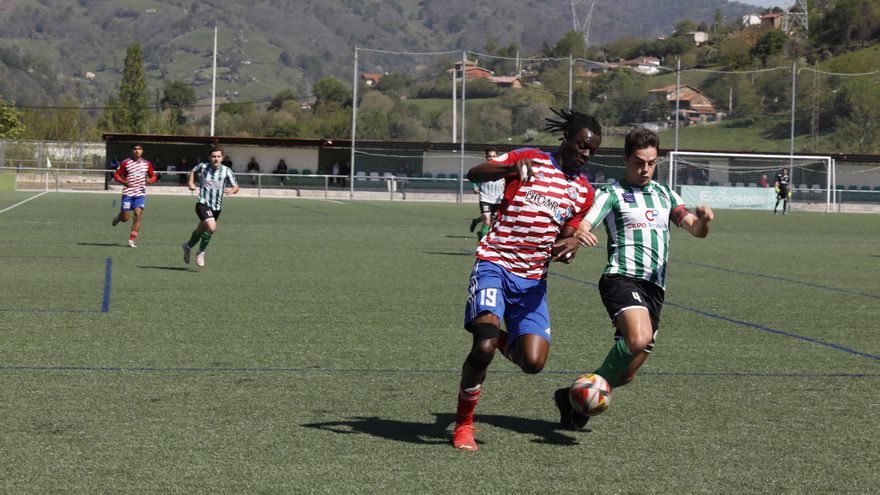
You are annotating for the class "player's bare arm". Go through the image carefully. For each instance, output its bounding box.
[224,184,240,195]
[573,221,599,247]
[680,205,714,238]
[187,171,197,191]
[467,157,535,183]
[551,226,580,263]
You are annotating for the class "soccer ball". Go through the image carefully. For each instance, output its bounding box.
[569,373,612,416]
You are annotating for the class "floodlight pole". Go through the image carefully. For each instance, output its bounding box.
[789,62,797,160]
[350,46,359,199]
[459,50,467,202]
[210,26,217,136]
[452,65,457,144]
[674,57,681,152]
[568,54,573,110]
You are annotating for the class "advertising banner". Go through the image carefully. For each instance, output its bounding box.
[680,185,775,210]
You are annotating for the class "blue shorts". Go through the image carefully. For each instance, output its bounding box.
[464,260,551,342]
[120,195,146,211]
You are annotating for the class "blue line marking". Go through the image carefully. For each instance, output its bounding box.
[101,257,112,313]
[550,271,880,362]
[0,364,876,378]
[672,258,880,300]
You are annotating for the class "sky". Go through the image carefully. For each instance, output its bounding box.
[740,0,791,8]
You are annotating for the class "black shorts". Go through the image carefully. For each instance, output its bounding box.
[195,203,222,222]
[598,274,665,349]
[777,188,789,200]
[479,201,500,216]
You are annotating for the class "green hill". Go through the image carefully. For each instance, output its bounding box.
[0,0,755,106]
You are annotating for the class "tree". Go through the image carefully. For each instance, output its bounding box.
[160,80,196,128]
[750,30,788,66]
[268,89,299,112]
[312,77,350,113]
[375,73,413,99]
[116,43,150,133]
[832,78,880,153]
[542,31,586,59]
[717,34,754,69]
[0,97,24,139]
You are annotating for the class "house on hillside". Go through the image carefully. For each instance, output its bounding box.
[360,73,384,87]
[760,12,784,29]
[488,76,522,89]
[453,60,493,80]
[448,60,521,89]
[742,13,762,27]
[685,31,709,46]
[648,84,719,124]
[621,56,661,75]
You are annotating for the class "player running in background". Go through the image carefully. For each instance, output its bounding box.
[553,127,714,431]
[181,146,239,267]
[468,148,506,240]
[452,109,602,451]
[111,143,158,248]
[774,167,791,215]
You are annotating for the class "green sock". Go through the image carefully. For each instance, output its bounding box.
[594,339,634,387]
[198,232,212,251]
[187,231,200,248]
[479,224,490,239]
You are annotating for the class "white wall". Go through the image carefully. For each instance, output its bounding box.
[221,146,320,174]
[422,151,483,176]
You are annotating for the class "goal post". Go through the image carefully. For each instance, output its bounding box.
[667,151,835,212]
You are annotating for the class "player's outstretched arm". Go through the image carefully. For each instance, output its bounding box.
[467,158,533,183]
[680,205,714,238]
[574,221,599,247]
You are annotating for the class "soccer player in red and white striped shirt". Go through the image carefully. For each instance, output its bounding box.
[111,143,158,248]
[452,109,602,451]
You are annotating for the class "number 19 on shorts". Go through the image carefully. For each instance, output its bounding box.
[479,288,498,307]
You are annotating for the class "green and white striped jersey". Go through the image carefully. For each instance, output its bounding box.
[477,178,506,204]
[193,163,238,210]
[583,180,687,290]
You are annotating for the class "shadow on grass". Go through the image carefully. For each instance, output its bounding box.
[138,266,193,272]
[301,412,580,447]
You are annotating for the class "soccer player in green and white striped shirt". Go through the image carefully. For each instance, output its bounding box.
[468,148,507,240]
[552,127,714,430]
[181,146,239,267]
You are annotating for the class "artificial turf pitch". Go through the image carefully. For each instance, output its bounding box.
[1,191,878,493]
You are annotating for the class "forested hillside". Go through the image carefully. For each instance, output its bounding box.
[0,0,754,106]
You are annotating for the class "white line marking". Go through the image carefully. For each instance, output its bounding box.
[0,191,49,214]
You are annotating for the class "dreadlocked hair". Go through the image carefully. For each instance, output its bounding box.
[544,108,602,141]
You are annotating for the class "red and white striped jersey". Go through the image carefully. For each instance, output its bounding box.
[114,158,156,197]
[476,148,595,279]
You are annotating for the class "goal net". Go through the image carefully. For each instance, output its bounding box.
[667,151,835,212]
